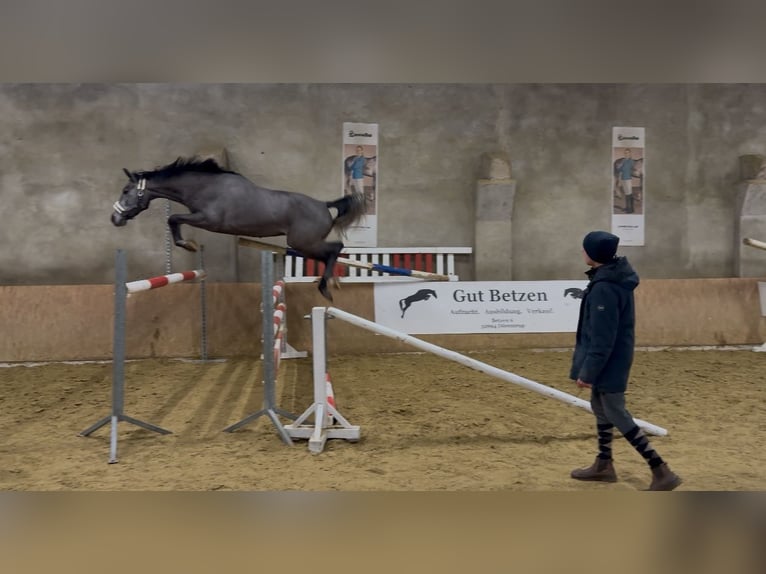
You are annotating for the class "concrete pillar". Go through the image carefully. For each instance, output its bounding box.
[474,152,516,280]
[736,154,766,277]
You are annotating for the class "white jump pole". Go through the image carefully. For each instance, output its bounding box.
[324,307,668,437]
[333,255,452,281]
[743,237,766,251]
[237,236,453,281]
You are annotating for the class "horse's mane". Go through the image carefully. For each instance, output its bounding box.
[138,157,239,179]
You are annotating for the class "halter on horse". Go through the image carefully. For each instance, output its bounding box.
[111,157,367,301]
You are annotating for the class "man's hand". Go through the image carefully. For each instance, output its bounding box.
[575,379,592,389]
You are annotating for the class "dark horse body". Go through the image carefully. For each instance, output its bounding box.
[111,158,366,300]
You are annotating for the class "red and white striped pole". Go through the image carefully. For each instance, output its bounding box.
[325,372,336,426]
[271,280,285,305]
[126,269,206,294]
[273,302,286,371]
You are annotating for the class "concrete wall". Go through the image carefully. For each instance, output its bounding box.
[2,83,766,286]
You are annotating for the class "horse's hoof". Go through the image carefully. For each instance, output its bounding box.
[329,277,341,291]
[319,284,334,302]
[177,240,199,252]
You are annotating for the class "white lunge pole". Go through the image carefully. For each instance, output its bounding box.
[324,307,668,437]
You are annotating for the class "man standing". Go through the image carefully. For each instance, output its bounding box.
[569,231,682,491]
[616,148,636,213]
[348,145,367,195]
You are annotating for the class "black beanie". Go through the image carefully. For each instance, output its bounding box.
[583,231,619,264]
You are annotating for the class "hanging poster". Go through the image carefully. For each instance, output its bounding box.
[342,122,378,247]
[611,127,645,246]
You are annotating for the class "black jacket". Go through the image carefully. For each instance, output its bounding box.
[569,257,639,392]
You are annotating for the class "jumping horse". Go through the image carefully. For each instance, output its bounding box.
[399,288,438,318]
[563,287,584,300]
[111,157,367,301]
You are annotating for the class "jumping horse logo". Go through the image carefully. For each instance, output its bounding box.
[399,288,438,318]
[564,287,584,300]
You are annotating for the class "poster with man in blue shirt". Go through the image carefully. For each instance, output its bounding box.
[347,145,367,195]
[613,148,643,214]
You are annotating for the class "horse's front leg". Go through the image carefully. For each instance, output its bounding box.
[168,212,207,252]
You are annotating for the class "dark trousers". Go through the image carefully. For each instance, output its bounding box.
[590,389,636,434]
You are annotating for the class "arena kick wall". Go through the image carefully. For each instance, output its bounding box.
[2,279,764,362]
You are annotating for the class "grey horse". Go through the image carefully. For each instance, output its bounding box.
[111,157,366,301]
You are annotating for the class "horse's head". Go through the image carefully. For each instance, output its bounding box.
[111,168,151,226]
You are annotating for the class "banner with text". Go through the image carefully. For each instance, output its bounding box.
[611,126,645,246]
[373,281,589,334]
[342,122,378,247]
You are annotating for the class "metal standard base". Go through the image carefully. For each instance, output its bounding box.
[80,414,172,464]
[224,250,299,446]
[284,401,361,454]
[281,343,308,359]
[223,408,296,445]
[259,345,307,361]
[81,250,178,464]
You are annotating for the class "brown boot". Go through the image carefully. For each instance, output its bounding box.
[570,457,618,482]
[647,463,682,491]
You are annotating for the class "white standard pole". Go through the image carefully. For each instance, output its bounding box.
[311,307,329,407]
[323,307,668,437]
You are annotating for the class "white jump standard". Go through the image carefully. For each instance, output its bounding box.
[285,306,668,454]
[742,237,766,351]
[283,307,361,453]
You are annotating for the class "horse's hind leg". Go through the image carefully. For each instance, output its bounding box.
[293,240,344,302]
[319,242,345,302]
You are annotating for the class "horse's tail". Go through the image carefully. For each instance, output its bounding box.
[327,192,367,238]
